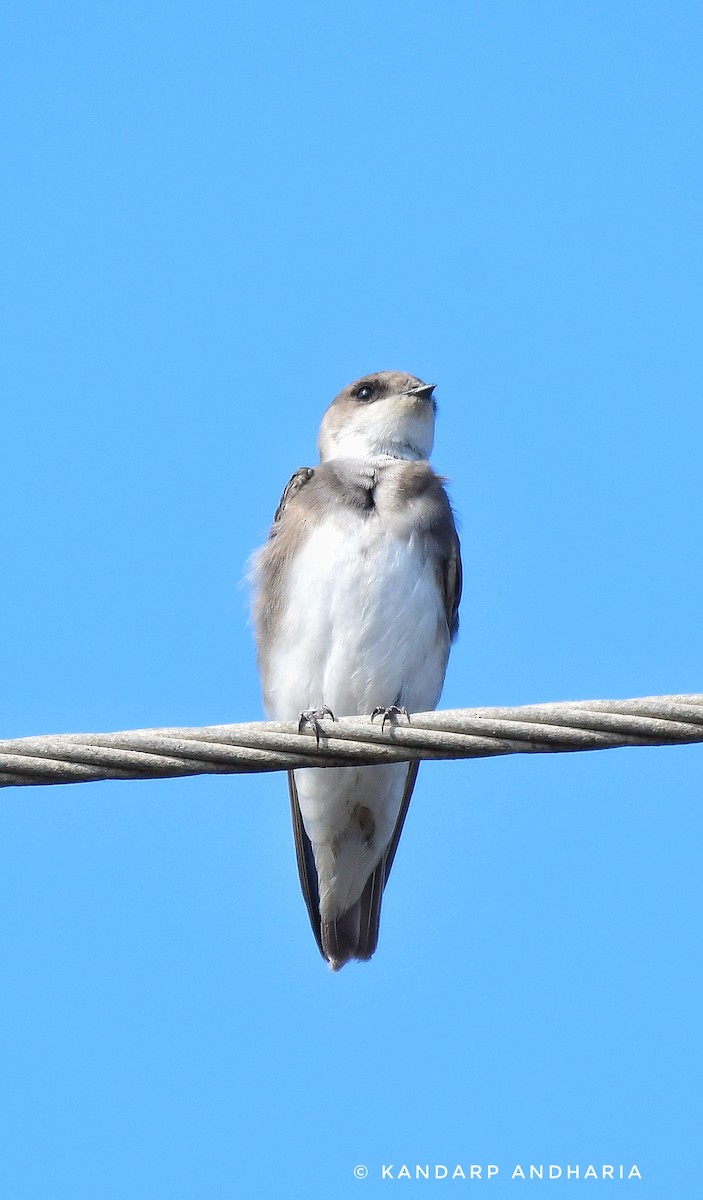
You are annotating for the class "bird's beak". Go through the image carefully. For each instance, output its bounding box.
[404,383,436,402]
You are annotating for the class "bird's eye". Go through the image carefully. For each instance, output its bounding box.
[354,383,376,401]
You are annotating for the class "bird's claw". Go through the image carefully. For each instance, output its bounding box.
[371,704,411,733]
[298,706,336,747]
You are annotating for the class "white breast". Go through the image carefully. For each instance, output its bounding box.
[263,511,450,722]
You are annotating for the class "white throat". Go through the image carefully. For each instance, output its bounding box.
[322,427,425,462]
[318,400,435,463]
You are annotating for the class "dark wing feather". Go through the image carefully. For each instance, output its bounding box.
[287,770,323,956]
[383,760,420,884]
[442,525,462,641]
[272,467,314,526]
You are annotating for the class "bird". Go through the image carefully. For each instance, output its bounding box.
[252,371,461,969]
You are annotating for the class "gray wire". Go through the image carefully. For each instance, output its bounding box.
[1,694,701,788]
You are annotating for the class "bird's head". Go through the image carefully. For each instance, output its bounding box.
[317,371,436,463]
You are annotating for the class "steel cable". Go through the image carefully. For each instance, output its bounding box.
[1,694,701,788]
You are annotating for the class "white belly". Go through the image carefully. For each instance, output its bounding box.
[263,514,449,721]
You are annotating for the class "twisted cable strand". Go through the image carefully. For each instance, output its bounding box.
[1,694,701,788]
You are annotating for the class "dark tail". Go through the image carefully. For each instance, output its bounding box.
[287,763,419,970]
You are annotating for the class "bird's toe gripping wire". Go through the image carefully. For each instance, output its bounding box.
[297,706,336,747]
[370,705,411,733]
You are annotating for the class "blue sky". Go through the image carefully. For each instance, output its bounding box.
[2,1,702,1196]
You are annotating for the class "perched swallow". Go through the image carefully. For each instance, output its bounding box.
[252,371,461,969]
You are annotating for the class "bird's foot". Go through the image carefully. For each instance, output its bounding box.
[371,704,411,733]
[298,706,336,747]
